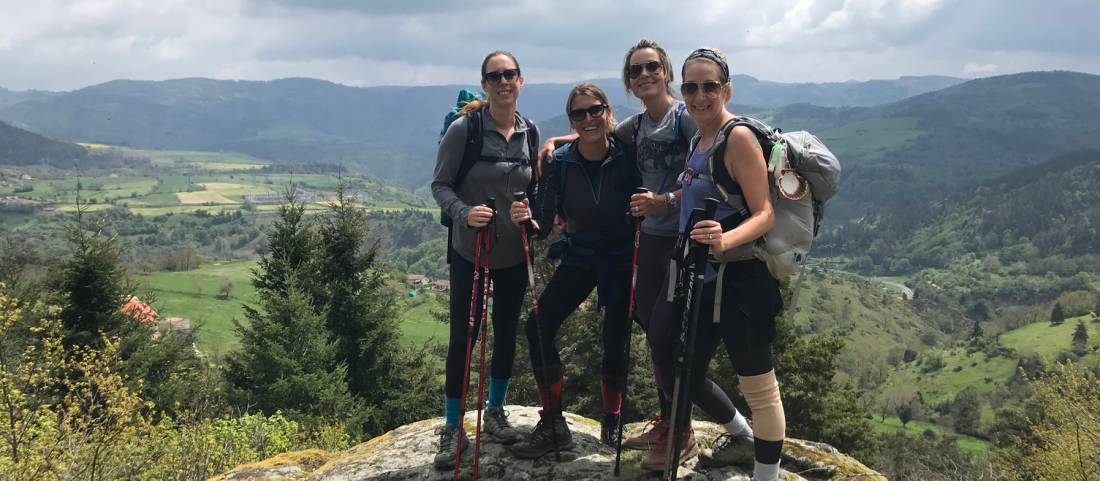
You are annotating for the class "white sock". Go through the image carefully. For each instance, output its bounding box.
[723,411,754,439]
[752,460,781,481]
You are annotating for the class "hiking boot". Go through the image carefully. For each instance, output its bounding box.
[640,425,698,471]
[433,424,470,470]
[510,412,575,459]
[698,432,754,467]
[483,406,519,444]
[622,414,667,450]
[600,412,621,447]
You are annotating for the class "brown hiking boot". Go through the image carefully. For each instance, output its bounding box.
[622,414,667,450]
[640,424,698,471]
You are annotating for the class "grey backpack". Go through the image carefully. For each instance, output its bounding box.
[696,116,840,280]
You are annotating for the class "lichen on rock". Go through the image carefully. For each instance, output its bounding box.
[209,406,886,481]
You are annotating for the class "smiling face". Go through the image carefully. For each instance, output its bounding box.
[681,59,731,124]
[569,94,610,144]
[627,48,669,101]
[481,54,523,108]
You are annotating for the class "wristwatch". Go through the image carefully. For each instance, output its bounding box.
[665,191,677,208]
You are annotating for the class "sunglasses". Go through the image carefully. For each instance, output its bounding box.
[628,61,662,79]
[568,104,608,122]
[680,81,724,96]
[483,68,521,84]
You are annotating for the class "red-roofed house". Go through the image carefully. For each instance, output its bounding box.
[120,296,158,325]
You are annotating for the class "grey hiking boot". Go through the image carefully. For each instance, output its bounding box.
[510,412,575,459]
[698,432,755,467]
[433,424,470,470]
[483,406,519,444]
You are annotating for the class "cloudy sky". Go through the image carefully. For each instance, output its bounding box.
[2,0,1098,92]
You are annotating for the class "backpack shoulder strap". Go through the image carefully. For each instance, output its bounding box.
[709,119,745,204]
[520,114,539,165]
[454,109,484,190]
[673,102,688,148]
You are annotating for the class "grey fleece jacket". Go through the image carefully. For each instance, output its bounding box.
[431,110,539,268]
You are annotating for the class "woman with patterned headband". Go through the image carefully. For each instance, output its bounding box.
[646,47,788,480]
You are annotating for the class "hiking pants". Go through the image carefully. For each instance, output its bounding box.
[649,258,785,462]
[443,255,528,399]
[525,261,635,413]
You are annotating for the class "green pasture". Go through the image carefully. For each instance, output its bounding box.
[878,347,1017,405]
[140,261,450,357]
[139,261,258,357]
[397,293,448,347]
[999,314,1100,360]
[870,415,990,455]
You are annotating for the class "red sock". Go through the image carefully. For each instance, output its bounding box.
[601,377,624,415]
[536,371,564,413]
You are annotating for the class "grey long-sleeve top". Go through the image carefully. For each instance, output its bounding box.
[431,111,539,268]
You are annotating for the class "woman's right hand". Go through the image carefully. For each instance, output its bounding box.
[467,204,494,228]
[509,199,531,227]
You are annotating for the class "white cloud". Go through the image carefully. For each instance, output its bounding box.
[963,63,999,75]
[0,0,1096,91]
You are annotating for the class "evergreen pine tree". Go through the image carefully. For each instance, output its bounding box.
[1071,321,1089,355]
[252,187,322,306]
[316,184,438,434]
[226,273,367,431]
[1050,302,1066,325]
[53,205,138,347]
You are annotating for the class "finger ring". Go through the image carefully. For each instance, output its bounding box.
[710,233,715,240]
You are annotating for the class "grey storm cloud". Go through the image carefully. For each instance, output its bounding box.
[0,0,1098,91]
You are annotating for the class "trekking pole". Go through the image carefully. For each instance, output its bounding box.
[472,197,495,481]
[663,198,719,481]
[455,208,488,481]
[614,187,649,476]
[513,191,562,462]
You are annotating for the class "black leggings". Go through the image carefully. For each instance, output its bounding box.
[649,259,781,416]
[444,255,528,399]
[525,261,634,396]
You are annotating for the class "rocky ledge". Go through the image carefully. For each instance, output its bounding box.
[210,405,886,481]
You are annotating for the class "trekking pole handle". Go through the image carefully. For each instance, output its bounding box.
[628,187,650,224]
[512,191,534,231]
[703,197,719,221]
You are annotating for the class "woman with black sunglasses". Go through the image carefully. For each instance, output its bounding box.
[648,47,787,481]
[508,83,639,459]
[536,39,755,470]
[430,50,540,470]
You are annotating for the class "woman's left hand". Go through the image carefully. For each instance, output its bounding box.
[690,219,726,251]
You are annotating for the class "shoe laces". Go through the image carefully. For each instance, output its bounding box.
[642,414,664,432]
[490,408,514,426]
[712,432,737,452]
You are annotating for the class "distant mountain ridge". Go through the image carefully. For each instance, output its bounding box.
[0,74,962,187]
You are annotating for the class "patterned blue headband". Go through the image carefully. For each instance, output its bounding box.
[683,48,730,84]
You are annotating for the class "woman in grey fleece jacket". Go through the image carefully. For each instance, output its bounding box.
[429,50,540,470]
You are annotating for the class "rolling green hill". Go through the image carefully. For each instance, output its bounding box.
[0,119,88,167]
[776,71,1100,265]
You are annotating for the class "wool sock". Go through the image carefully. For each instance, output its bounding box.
[487,377,510,408]
[724,410,754,438]
[753,460,781,481]
[444,396,462,428]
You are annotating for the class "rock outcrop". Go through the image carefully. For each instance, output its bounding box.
[210,406,886,481]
